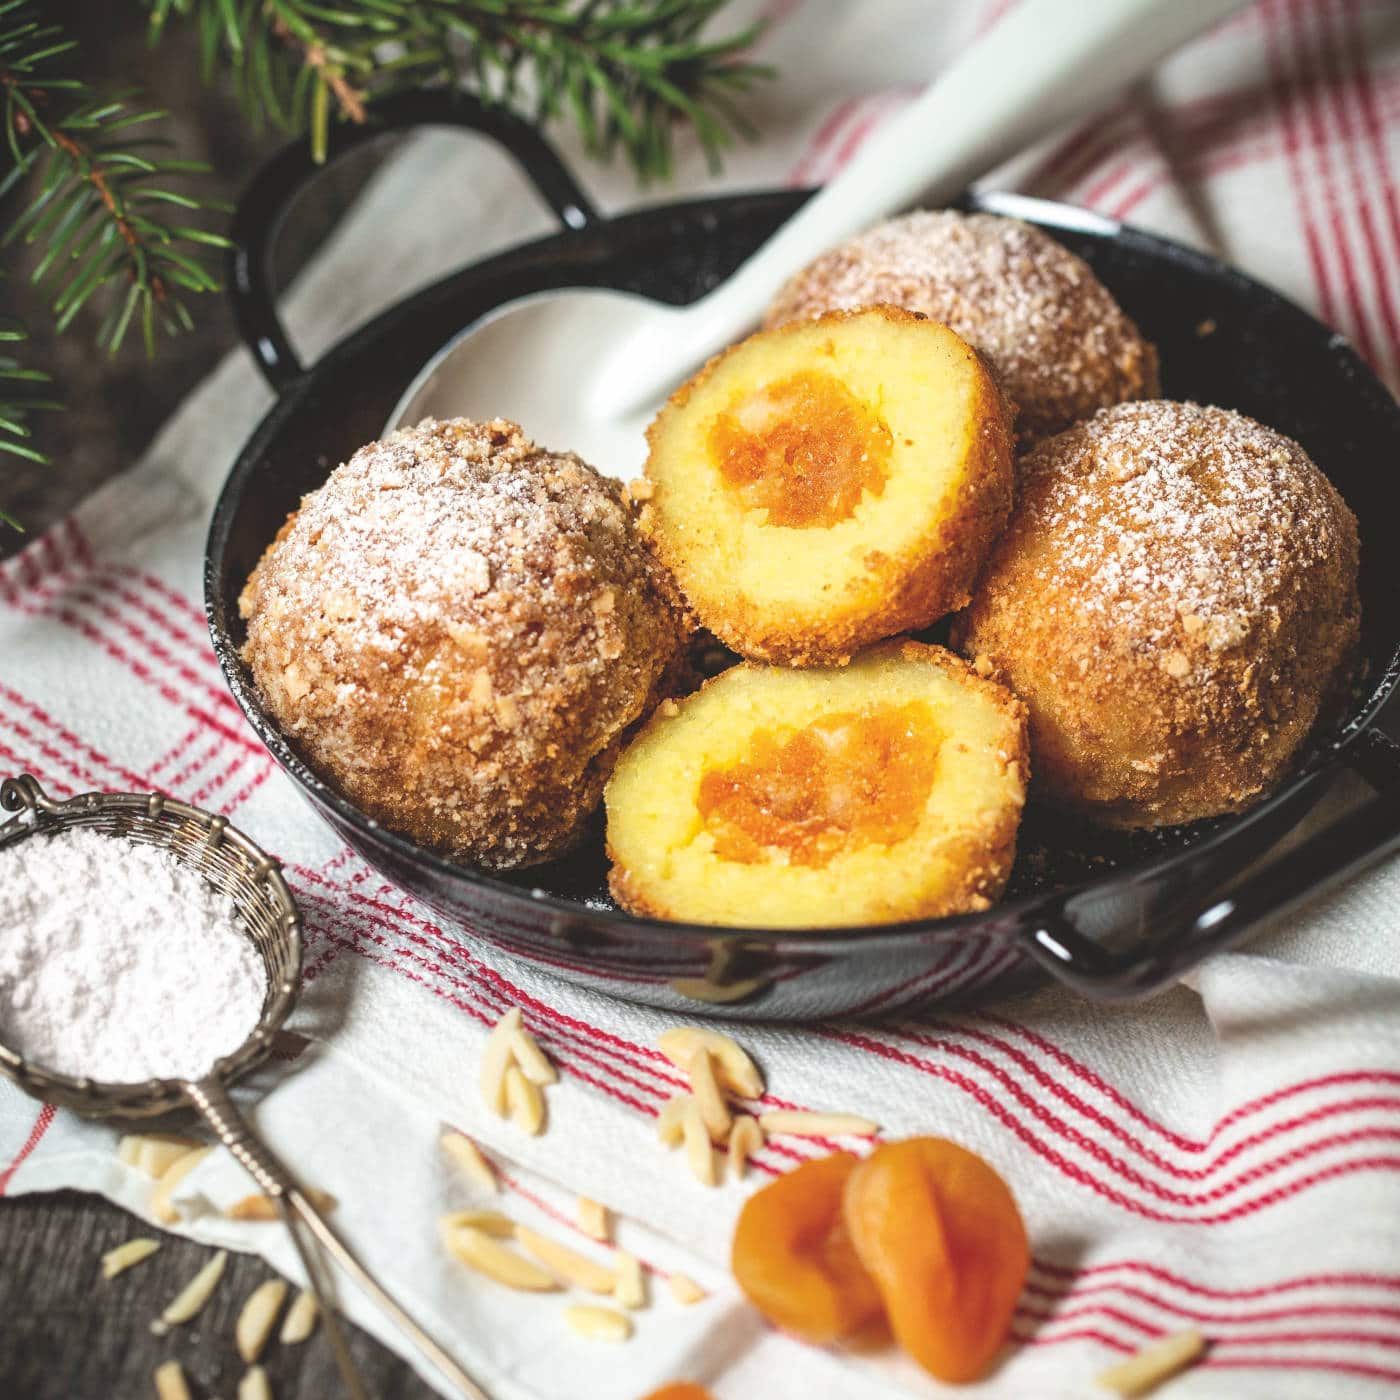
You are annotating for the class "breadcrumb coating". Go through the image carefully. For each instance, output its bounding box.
[240,417,685,868]
[952,401,1360,827]
[765,211,1159,446]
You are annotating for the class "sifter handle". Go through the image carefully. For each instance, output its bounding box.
[185,1076,489,1400]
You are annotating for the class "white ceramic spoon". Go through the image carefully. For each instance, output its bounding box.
[389,0,1244,477]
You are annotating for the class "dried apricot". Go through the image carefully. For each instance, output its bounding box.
[730,1152,883,1343]
[639,1386,716,1400]
[843,1137,1028,1382]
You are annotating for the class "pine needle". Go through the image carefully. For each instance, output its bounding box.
[155,0,773,178]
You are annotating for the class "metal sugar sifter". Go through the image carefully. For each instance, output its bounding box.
[0,774,489,1400]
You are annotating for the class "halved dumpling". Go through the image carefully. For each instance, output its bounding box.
[604,641,1029,929]
[638,307,1014,665]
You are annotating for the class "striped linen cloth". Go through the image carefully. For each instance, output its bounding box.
[3,1,1400,1395]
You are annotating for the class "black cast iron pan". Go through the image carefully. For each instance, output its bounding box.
[207,90,1400,1020]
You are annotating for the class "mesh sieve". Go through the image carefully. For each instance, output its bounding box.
[0,773,488,1399]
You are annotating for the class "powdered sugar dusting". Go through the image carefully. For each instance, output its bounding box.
[0,828,265,1082]
[246,418,602,669]
[1013,400,1354,666]
[240,417,683,868]
[765,210,1158,443]
[953,400,1359,826]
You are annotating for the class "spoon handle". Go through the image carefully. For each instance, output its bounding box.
[600,0,1245,416]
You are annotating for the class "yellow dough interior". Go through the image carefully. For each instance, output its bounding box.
[604,646,1026,929]
[646,314,988,617]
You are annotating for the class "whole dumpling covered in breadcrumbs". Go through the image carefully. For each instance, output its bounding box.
[951,401,1360,827]
[239,417,686,869]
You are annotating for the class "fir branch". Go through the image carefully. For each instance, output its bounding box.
[0,1,772,528]
[0,299,61,531]
[0,1,230,528]
[1,4,231,358]
[148,0,773,179]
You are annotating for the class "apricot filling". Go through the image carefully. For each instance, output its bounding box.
[696,703,940,868]
[705,369,893,528]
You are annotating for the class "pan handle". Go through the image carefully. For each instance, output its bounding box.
[227,89,599,392]
[1023,725,1400,1000]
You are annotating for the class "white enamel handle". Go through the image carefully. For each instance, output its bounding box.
[594,0,1245,418]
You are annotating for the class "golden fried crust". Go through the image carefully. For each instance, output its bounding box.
[639,306,1015,667]
[951,401,1361,828]
[604,640,1030,929]
[766,211,1160,447]
[605,817,1024,927]
[239,417,685,869]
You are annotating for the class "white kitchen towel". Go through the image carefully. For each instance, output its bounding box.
[3,1,1400,1397]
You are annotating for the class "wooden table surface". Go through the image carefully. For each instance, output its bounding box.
[0,1191,434,1398]
[1,6,434,1395]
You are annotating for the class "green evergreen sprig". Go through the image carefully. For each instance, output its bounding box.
[0,296,61,529]
[147,0,772,177]
[1,0,230,358]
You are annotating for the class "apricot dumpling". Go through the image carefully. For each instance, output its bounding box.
[604,642,1029,928]
[240,417,685,869]
[637,307,1014,666]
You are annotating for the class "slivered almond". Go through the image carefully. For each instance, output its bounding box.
[439,1209,516,1240]
[152,1249,227,1332]
[681,1097,716,1187]
[118,1133,203,1179]
[237,1366,273,1400]
[688,1049,732,1143]
[151,1146,213,1224]
[441,1130,498,1193]
[613,1251,646,1310]
[510,1027,559,1086]
[668,1273,706,1305]
[576,1196,610,1242]
[236,1279,288,1363]
[1095,1328,1207,1396]
[228,1188,336,1221]
[656,1094,690,1148]
[757,1110,878,1139]
[480,1007,523,1116]
[563,1304,632,1342]
[117,1133,161,1166]
[279,1288,319,1345]
[153,1359,191,1400]
[516,1225,617,1294]
[657,1028,764,1099]
[728,1115,764,1179]
[505,1063,546,1135]
[445,1226,559,1292]
[101,1237,160,1280]
[227,1194,283,1222]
